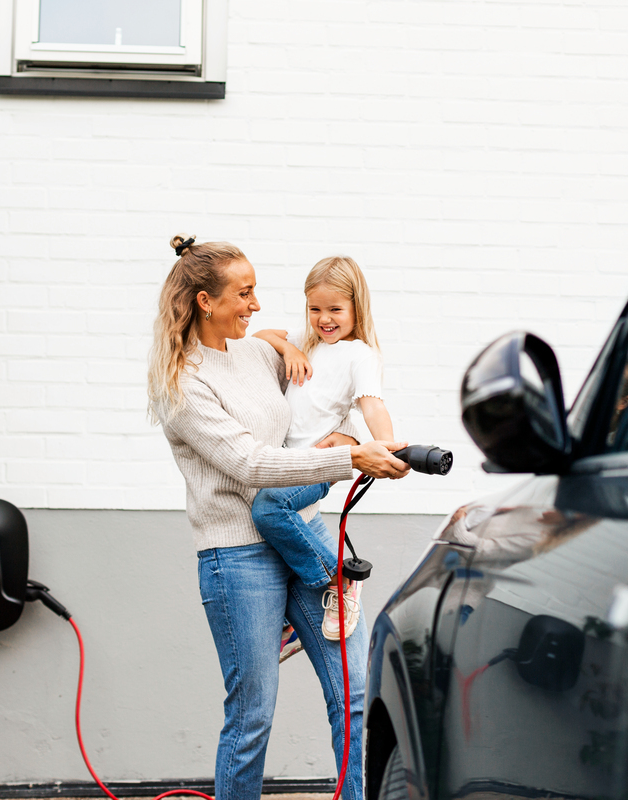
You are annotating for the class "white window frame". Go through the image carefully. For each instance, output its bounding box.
[0,0,227,98]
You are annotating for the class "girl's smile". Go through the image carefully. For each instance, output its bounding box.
[307,285,356,345]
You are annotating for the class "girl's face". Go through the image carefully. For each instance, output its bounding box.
[307,284,356,344]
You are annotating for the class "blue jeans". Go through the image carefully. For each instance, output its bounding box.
[198,537,367,800]
[251,482,337,588]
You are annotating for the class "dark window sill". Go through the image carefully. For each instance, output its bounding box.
[0,76,225,99]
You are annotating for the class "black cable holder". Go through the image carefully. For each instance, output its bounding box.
[339,474,375,581]
[339,475,375,527]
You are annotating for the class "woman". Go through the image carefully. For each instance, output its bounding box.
[148,235,409,800]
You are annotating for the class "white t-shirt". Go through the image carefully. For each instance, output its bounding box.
[284,332,383,450]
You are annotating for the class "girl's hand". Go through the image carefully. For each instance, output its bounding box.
[251,330,312,385]
[316,432,358,448]
[350,441,411,479]
[283,343,313,386]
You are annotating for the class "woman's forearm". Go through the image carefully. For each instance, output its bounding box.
[167,381,354,487]
[168,376,408,487]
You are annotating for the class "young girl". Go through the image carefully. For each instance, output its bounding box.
[253,256,394,657]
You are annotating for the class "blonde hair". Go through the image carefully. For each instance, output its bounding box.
[301,256,380,357]
[148,234,247,423]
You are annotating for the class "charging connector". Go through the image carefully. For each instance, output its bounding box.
[394,444,453,475]
[25,579,72,620]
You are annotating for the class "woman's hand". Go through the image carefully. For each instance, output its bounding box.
[282,343,313,386]
[350,441,411,479]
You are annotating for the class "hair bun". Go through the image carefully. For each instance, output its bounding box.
[170,233,196,257]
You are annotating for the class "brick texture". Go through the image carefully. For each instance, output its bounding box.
[2,0,628,512]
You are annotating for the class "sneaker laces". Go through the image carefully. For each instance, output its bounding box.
[323,586,360,619]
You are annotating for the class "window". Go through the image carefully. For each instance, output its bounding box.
[606,360,628,452]
[0,0,227,99]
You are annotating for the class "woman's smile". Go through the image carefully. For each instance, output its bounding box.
[201,259,260,348]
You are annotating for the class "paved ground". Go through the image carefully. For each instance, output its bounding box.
[38,792,334,800]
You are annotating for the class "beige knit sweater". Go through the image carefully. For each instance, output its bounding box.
[160,337,355,551]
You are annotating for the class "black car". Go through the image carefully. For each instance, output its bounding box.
[364,302,628,800]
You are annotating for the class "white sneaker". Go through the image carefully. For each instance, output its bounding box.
[321,581,362,641]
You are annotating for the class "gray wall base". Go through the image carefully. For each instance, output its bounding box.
[0,509,443,782]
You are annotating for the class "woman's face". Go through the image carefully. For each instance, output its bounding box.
[205,259,261,343]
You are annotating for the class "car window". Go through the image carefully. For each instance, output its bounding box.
[569,324,621,443]
[606,361,628,452]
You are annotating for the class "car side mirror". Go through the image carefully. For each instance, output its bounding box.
[0,499,29,631]
[461,332,570,474]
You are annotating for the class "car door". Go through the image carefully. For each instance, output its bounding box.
[437,483,628,800]
[369,535,478,800]
[436,314,628,800]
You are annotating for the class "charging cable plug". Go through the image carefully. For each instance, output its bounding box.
[394,445,453,476]
[25,579,72,620]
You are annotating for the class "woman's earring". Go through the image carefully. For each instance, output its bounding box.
[206,310,212,321]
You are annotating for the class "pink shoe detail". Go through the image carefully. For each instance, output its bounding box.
[279,625,303,663]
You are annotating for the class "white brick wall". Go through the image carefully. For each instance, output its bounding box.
[2,0,628,513]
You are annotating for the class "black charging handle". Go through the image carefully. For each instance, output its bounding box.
[394,445,453,476]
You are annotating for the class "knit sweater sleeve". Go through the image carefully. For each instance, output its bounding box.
[165,377,354,488]
[254,336,290,392]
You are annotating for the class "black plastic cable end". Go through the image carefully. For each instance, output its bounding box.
[342,557,373,581]
[25,580,72,620]
[487,648,518,667]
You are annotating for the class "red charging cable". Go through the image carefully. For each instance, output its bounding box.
[332,471,369,800]
[68,617,215,800]
[67,472,368,800]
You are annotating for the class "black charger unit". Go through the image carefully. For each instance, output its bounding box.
[0,499,71,631]
[0,499,29,631]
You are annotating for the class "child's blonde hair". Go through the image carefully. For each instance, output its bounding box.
[301,256,380,357]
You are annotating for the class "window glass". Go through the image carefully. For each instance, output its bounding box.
[38,0,181,47]
[568,324,621,442]
[606,361,628,452]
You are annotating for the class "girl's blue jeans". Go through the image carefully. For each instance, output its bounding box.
[251,482,337,589]
[197,536,368,800]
